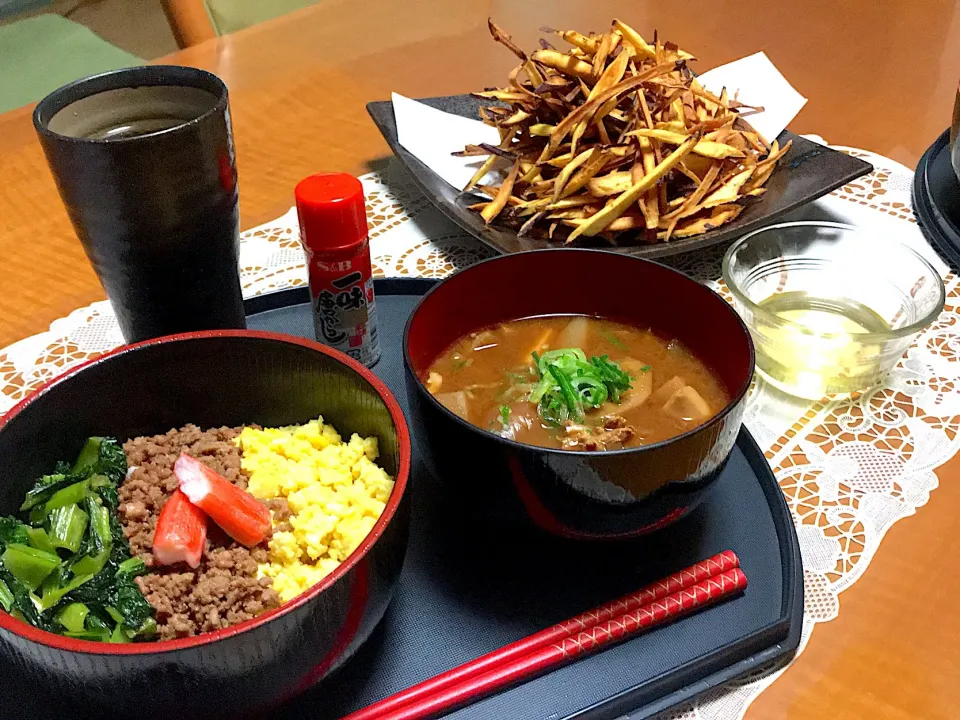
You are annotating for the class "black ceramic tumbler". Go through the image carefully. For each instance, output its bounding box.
[33,66,246,343]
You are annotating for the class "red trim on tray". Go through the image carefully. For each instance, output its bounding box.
[0,329,412,656]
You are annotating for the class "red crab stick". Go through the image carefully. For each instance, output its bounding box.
[174,453,272,547]
[153,490,208,569]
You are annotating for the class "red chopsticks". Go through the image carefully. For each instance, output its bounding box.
[344,551,745,720]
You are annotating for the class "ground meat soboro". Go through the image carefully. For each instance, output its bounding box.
[121,425,280,640]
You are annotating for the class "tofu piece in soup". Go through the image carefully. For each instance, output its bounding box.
[436,391,469,419]
[662,386,712,422]
[649,375,686,407]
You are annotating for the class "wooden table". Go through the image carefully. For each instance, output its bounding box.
[0,1,958,716]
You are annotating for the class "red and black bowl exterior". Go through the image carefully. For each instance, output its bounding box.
[404,249,754,540]
[0,331,411,719]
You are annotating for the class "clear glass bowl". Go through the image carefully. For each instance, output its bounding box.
[722,222,945,399]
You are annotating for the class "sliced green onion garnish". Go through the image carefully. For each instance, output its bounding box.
[547,363,584,423]
[526,347,632,426]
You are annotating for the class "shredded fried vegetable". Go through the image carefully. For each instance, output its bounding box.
[459,19,792,245]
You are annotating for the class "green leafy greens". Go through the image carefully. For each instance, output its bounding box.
[0,437,155,641]
[528,349,633,426]
[499,405,511,430]
[602,332,629,351]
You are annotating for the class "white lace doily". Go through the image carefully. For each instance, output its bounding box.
[0,146,956,719]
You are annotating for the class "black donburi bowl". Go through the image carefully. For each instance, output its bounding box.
[404,249,754,539]
[0,331,411,719]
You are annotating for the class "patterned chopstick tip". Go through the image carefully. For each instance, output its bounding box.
[557,551,740,634]
[555,569,747,658]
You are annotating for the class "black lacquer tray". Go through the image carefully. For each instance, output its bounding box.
[245,278,803,720]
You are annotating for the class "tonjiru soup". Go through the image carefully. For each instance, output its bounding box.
[424,315,729,451]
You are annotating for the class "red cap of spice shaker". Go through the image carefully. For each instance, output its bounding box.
[294,173,368,251]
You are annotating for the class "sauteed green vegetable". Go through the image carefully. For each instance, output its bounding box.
[0,437,155,642]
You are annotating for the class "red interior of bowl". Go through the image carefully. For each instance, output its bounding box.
[406,249,754,399]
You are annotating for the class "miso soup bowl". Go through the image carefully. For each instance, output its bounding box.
[0,331,411,719]
[404,250,754,539]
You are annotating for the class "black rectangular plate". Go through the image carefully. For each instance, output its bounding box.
[367,94,873,259]
[246,279,804,720]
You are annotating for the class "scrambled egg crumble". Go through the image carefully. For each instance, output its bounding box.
[236,417,394,603]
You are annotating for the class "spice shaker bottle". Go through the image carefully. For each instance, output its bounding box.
[295,173,380,367]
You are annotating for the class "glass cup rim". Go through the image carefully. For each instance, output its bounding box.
[721,220,947,343]
[32,65,228,145]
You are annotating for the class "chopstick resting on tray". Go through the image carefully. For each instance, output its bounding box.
[344,551,746,720]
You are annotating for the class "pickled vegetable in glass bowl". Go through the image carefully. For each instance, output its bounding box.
[722,222,945,399]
